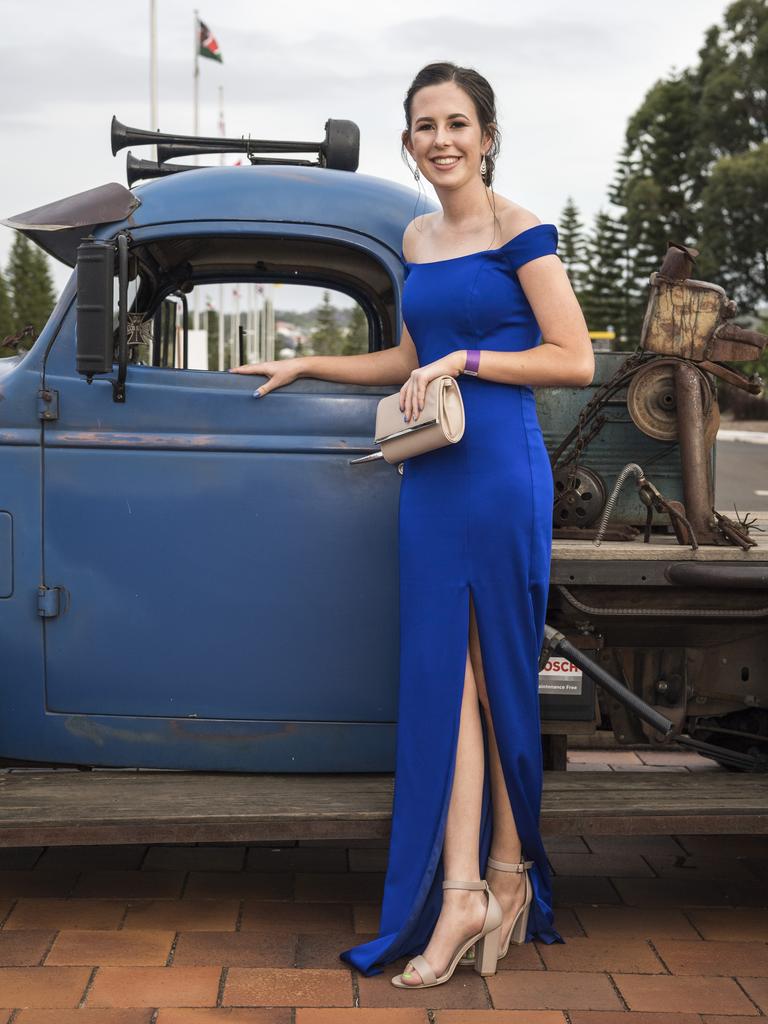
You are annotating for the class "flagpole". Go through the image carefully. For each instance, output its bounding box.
[193,8,199,140]
[149,0,158,161]
[218,84,225,165]
[193,9,200,331]
[218,84,225,370]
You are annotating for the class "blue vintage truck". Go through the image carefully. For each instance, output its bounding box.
[1,117,766,787]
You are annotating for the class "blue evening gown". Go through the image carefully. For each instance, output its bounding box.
[340,223,565,976]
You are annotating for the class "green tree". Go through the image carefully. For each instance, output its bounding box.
[606,142,636,212]
[311,291,343,355]
[0,270,12,355]
[558,197,588,299]
[343,304,368,355]
[206,308,220,371]
[623,174,670,340]
[625,71,701,243]
[620,73,700,338]
[692,4,768,167]
[581,210,631,346]
[698,142,768,312]
[7,234,57,336]
[33,247,56,324]
[603,148,634,343]
[607,0,768,326]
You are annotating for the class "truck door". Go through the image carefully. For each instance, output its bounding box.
[40,263,401,736]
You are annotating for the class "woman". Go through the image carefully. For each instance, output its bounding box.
[232,62,593,988]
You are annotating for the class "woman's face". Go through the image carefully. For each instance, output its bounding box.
[404,80,489,189]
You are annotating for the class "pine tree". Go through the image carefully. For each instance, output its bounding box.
[581,210,631,346]
[32,246,56,326]
[6,235,36,334]
[206,309,220,371]
[343,304,368,355]
[625,71,700,244]
[311,291,343,355]
[558,197,588,299]
[604,147,634,344]
[605,0,768,324]
[6,234,57,336]
[698,141,768,311]
[0,271,12,354]
[606,142,635,211]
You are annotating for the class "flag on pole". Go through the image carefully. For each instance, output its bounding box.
[198,18,223,62]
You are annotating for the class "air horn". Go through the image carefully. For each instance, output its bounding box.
[111,116,359,172]
[125,153,193,188]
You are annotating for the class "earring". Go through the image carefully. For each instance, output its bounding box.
[480,155,487,176]
[413,165,420,181]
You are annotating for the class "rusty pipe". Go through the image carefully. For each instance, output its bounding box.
[674,361,716,543]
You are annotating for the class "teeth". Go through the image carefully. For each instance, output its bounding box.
[433,157,459,165]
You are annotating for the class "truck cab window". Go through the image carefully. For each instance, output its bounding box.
[130,282,370,372]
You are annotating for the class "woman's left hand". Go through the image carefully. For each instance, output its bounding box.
[400,350,465,423]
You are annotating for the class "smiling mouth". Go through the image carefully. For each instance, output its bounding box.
[431,156,462,168]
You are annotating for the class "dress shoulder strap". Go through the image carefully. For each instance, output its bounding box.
[502,223,559,273]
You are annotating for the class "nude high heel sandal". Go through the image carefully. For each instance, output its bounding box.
[459,855,535,966]
[391,878,503,988]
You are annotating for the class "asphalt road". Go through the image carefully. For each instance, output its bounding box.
[715,430,768,512]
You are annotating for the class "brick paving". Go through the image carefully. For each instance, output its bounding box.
[0,748,765,1021]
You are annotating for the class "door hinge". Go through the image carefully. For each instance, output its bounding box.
[38,388,59,422]
[37,585,66,618]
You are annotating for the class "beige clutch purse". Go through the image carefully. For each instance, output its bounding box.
[373,374,465,464]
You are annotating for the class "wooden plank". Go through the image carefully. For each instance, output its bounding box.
[0,768,765,845]
[540,771,768,835]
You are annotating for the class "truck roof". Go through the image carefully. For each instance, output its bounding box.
[4,165,431,267]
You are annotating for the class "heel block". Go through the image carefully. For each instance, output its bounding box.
[474,922,502,976]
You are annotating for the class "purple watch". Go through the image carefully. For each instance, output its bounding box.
[462,349,481,376]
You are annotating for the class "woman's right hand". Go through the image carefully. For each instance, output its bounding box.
[228,358,305,397]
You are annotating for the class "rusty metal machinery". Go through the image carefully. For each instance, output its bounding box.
[552,241,767,547]
[542,626,768,771]
[552,464,606,528]
[626,358,718,446]
[640,243,767,381]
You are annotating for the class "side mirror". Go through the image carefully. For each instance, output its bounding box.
[76,237,115,377]
[76,234,129,401]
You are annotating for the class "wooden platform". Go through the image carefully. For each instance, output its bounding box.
[551,510,768,563]
[0,768,766,846]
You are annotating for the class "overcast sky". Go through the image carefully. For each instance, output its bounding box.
[1,0,731,299]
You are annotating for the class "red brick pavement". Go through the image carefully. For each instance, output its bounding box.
[0,748,765,1021]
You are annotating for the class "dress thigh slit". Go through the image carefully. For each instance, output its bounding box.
[471,575,564,944]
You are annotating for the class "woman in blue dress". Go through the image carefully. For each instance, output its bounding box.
[233,62,593,989]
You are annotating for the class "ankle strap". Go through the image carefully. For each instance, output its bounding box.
[487,856,534,872]
[442,879,488,891]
